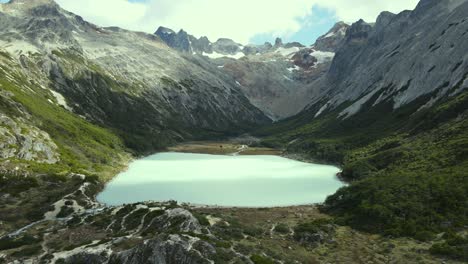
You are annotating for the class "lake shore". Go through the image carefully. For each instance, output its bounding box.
[167,140,282,156]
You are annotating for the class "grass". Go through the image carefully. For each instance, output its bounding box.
[0,55,129,180]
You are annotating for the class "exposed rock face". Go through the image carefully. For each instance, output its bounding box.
[215,29,345,119]
[155,26,244,56]
[155,27,193,53]
[242,42,273,55]
[0,115,59,164]
[291,49,318,69]
[109,235,215,264]
[146,208,203,234]
[56,205,214,264]
[63,252,108,264]
[153,24,348,120]
[314,21,349,52]
[308,0,468,118]
[0,0,270,153]
[274,37,283,48]
[212,38,243,54]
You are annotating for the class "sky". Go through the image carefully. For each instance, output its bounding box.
[1,0,420,45]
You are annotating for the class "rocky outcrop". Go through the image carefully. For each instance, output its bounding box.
[109,235,216,264]
[0,114,59,164]
[212,38,243,54]
[62,252,108,264]
[291,49,318,69]
[309,0,468,118]
[0,0,270,154]
[145,208,203,234]
[155,27,244,56]
[155,27,193,53]
[314,21,349,52]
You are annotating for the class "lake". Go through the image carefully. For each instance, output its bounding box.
[97,152,343,207]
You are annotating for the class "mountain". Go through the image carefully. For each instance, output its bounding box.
[155,26,245,57]
[0,0,467,263]
[155,22,349,119]
[259,0,468,251]
[305,0,468,118]
[0,0,269,157]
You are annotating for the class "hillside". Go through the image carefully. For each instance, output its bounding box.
[0,0,467,263]
[257,0,468,259]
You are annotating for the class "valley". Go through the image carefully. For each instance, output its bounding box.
[0,0,467,263]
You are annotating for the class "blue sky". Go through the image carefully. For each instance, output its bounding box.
[1,0,419,45]
[251,6,338,45]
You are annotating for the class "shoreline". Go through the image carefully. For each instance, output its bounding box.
[95,140,344,210]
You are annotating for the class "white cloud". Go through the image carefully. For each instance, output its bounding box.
[56,0,147,29]
[55,0,420,43]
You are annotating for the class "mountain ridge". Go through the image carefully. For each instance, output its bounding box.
[0,0,467,263]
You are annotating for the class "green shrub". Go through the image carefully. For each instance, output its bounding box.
[273,223,289,234]
[294,219,334,235]
[11,245,42,258]
[193,213,210,226]
[0,235,41,250]
[250,254,275,264]
[341,160,376,181]
[0,175,39,195]
[244,226,264,237]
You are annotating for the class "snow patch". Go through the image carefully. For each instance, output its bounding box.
[202,51,245,60]
[287,65,301,72]
[310,50,335,65]
[275,47,300,58]
[50,90,72,111]
[324,31,336,38]
[315,102,331,117]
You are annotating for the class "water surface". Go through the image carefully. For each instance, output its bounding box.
[97,153,343,207]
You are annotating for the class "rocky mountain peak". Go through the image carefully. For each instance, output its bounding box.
[178,29,188,36]
[3,0,58,9]
[1,0,62,18]
[215,38,238,45]
[155,26,176,35]
[314,21,349,52]
[154,26,193,52]
[274,37,283,47]
[9,0,56,4]
[345,19,373,45]
[375,11,396,30]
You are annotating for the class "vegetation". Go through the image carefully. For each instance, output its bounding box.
[0,53,129,180]
[250,254,275,264]
[0,235,41,251]
[273,223,289,234]
[294,219,334,236]
[0,174,39,196]
[429,232,468,260]
[257,88,468,255]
